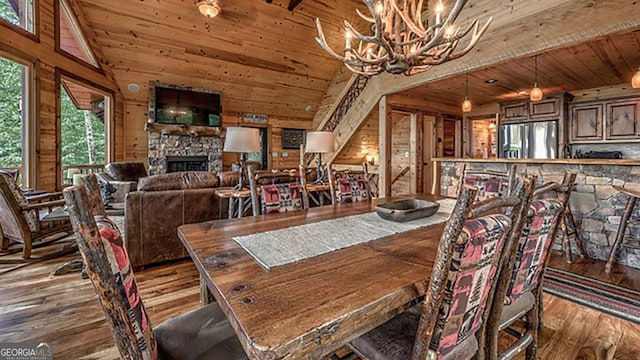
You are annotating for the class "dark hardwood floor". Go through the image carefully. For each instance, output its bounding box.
[1,253,639,359]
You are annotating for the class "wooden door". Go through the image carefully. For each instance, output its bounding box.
[422,115,436,194]
[606,100,639,140]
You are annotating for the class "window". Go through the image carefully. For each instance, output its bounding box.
[0,54,31,186]
[247,128,269,169]
[59,76,111,181]
[57,0,99,67]
[0,0,35,33]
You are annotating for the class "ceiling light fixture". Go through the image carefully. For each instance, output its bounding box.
[485,79,498,84]
[315,0,493,76]
[198,0,220,18]
[632,67,640,89]
[462,74,472,113]
[530,55,543,101]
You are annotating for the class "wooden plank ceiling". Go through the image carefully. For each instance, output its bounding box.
[396,31,640,109]
[75,0,368,119]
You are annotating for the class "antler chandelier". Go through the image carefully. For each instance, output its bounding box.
[315,0,493,76]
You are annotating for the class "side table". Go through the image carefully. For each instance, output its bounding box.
[214,188,253,219]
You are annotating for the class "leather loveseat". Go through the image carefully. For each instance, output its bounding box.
[125,171,226,267]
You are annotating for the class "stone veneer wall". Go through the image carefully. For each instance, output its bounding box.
[439,161,640,269]
[148,132,223,175]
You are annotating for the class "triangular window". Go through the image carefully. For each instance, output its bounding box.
[58,0,99,67]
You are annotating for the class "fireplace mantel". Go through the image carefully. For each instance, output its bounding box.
[145,122,222,137]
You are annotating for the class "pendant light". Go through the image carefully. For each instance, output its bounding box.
[198,0,220,18]
[530,55,543,102]
[632,67,640,89]
[462,74,472,113]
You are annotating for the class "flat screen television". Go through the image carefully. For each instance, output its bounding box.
[154,85,221,127]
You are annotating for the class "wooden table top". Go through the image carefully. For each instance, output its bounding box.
[178,194,444,359]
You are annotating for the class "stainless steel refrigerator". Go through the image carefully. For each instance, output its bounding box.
[498,120,557,159]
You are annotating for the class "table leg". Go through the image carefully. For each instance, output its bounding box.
[200,274,216,306]
[228,198,235,219]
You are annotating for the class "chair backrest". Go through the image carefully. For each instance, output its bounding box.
[0,171,39,238]
[413,175,535,360]
[362,162,379,198]
[248,165,309,215]
[0,168,20,182]
[460,164,517,202]
[501,171,576,303]
[63,177,158,359]
[328,165,371,205]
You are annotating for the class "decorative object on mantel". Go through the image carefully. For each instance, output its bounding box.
[281,128,306,149]
[242,113,269,124]
[224,127,260,189]
[462,73,472,112]
[314,0,492,76]
[198,0,220,18]
[530,55,544,101]
[305,131,335,184]
[633,67,640,88]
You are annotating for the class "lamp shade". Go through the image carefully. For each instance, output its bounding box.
[198,0,220,18]
[305,131,335,153]
[223,127,260,153]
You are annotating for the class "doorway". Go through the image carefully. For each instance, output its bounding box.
[246,127,269,170]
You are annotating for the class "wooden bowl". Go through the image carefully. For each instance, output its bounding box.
[375,199,440,222]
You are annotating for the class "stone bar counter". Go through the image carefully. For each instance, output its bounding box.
[433,158,640,269]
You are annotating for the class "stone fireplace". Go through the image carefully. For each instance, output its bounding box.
[147,124,223,175]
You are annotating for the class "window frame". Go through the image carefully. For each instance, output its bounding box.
[0,0,39,42]
[55,68,114,189]
[0,47,37,188]
[54,0,103,73]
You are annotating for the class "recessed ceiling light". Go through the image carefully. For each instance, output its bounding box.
[485,79,498,84]
[305,105,313,112]
[127,83,140,93]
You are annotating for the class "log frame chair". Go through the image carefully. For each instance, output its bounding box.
[484,171,576,360]
[348,175,536,360]
[362,162,379,199]
[63,175,248,360]
[248,165,309,216]
[0,171,73,260]
[327,164,373,205]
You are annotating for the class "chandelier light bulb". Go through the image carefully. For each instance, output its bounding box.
[375,2,384,15]
[632,67,640,89]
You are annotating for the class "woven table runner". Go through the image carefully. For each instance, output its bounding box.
[234,198,456,270]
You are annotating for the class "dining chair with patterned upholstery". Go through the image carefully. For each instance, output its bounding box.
[63,181,248,360]
[0,171,73,259]
[460,164,517,202]
[248,165,309,215]
[348,175,536,360]
[328,164,372,205]
[484,171,576,360]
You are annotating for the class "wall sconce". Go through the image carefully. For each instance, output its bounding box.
[488,121,496,130]
[366,154,375,165]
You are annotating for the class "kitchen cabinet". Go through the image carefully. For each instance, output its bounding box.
[530,98,560,119]
[606,100,640,140]
[502,101,528,122]
[571,103,603,142]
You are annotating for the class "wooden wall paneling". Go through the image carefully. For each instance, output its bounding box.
[378,96,392,198]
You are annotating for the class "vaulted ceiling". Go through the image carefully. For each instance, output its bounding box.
[76,0,368,119]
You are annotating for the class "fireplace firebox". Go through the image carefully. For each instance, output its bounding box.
[166,156,208,173]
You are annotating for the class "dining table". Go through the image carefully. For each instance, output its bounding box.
[177,194,447,359]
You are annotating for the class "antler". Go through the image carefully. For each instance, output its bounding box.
[315,0,492,76]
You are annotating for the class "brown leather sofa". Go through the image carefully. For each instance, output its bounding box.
[125,171,225,267]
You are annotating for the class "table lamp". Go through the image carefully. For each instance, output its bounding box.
[305,131,335,184]
[223,127,260,189]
